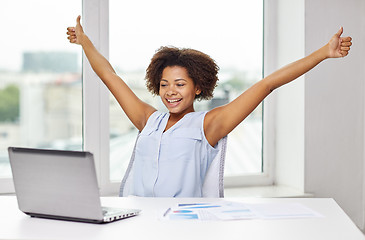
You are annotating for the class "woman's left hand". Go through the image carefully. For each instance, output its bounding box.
[327,27,352,58]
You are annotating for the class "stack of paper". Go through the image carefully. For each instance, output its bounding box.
[161,201,323,221]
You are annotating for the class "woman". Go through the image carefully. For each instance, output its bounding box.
[67,16,352,197]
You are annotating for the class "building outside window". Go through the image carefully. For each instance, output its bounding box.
[0,1,82,181]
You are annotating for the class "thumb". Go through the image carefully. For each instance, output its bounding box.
[335,26,343,37]
[76,15,81,26]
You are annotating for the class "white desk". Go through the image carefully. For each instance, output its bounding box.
[0,196,364,240]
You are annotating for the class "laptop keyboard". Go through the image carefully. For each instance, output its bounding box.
[102,207,130,216]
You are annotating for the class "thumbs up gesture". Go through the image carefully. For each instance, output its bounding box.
[66,15,84,45]
[328,27,352,58]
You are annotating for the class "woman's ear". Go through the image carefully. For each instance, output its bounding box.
[195,87,202,96]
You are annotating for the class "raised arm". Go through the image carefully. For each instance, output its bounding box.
[205,27,352,146]
[67,16,156,131]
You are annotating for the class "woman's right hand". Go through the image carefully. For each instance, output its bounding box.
[66,15,84,45]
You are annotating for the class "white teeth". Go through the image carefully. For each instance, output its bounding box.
[167,99,181,103]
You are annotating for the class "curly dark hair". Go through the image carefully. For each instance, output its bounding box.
[145,46,219,100]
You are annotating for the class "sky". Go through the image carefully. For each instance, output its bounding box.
[0,0,262,72]
[0,0,81,71]
[109,0,263,71]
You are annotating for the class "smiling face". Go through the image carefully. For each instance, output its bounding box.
[159,66,201,117]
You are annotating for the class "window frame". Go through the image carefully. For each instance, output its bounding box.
[225,0,277,188]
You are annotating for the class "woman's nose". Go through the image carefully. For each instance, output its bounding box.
[166,86,176,96]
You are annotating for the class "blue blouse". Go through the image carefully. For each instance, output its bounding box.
[131,111,220,197]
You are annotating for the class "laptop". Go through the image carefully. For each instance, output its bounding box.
[8,147,141,223]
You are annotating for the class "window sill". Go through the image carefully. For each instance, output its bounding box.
[224,185,313,198]
[3,186,311,198]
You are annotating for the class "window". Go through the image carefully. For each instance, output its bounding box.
[0,1,82,190]
[1,0,271,194]
[109,0,264,182]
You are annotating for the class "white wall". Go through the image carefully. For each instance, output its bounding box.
[304,0,365,230]
[271,0,365,231]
